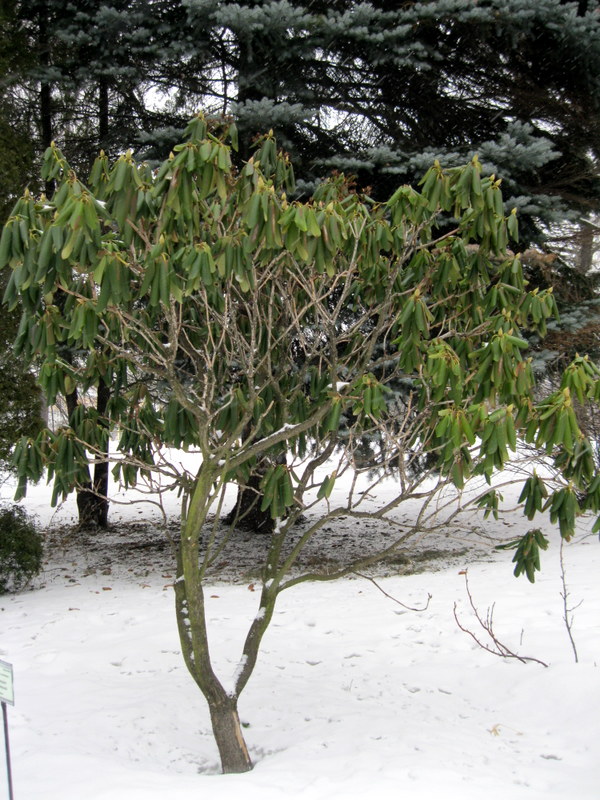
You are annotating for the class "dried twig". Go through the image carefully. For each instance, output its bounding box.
[354,571,432,612]
[454,570,548,667]
[559,538,582,663]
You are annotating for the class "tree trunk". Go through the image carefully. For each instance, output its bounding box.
[38,8,54,196]
[236,37,256,163]
[36,7,108,531]
[92,377,111,528]
[65,380,110,529]
[98,76,109,153]
[224,470,275,533]
[577,0,589,16]
[175,473,254,773]
[75,484,108,528]
[224,419,284,533]
[209,698,253,774]
[578,220,594,275]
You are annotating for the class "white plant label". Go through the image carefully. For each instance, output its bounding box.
[0,661,14,706]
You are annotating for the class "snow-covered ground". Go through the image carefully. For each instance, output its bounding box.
[1,468,599,799]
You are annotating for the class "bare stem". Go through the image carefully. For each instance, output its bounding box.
[353,572,432,611]
[559,537,581,664]
[454,571,548,667]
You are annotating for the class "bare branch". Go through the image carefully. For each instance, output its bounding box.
[454,571,548,667]
[353,572,432,611]
[559,538,582,664]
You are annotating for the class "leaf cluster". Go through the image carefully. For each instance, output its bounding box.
[496,528,549,584]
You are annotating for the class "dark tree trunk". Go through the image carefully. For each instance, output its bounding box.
[235,33,280,163]
[76,487,108,528]
[75,482,109,529]
[40,82,52,151]
[36,10,111,529]
[91,377,111,528]
[224,470,275,533]
[38,9,54,196]
[65,379,110,529]
[98,77,109,153]
[235,37,258,164]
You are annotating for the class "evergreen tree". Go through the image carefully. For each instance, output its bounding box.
[142,1,600,248]
[4,0,192,170]
[8,1,599,243]
[313,0,600,244]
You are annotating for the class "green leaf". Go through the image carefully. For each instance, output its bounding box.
[496,529,549,582]
[317,471,337,500]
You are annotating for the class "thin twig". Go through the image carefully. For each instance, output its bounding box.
[454,571,548,667]
[559,538,582,663]
[354,571,432,611]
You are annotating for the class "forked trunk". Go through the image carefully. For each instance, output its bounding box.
[209,697,253,774]
[175,477,254,774]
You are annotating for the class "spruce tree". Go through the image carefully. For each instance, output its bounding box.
[312,0,600,243]
[9,1,599,243]
[146,1,600,247]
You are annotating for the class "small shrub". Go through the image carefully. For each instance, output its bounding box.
[0,505,43,593]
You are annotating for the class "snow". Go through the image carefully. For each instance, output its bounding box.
[1,468,599,799]
[230,654,248,695]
